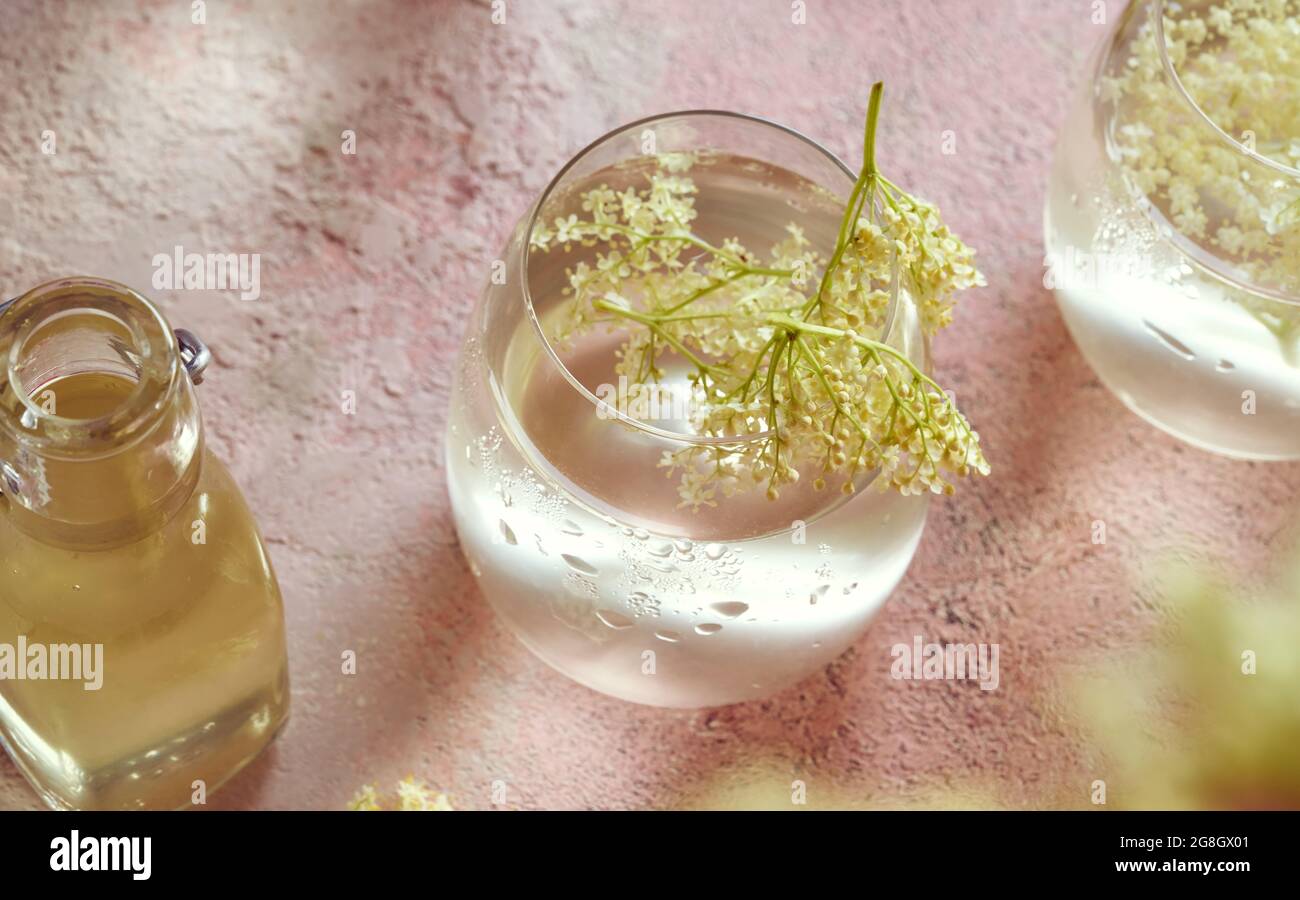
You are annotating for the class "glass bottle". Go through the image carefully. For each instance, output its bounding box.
[1045,0,1300,458]
[0,277,289,809]
[447,112,931,708]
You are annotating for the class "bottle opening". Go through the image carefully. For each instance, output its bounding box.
[2,278,178,454]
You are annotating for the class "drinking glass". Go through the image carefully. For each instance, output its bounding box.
[447,112,932,707]
[1045,0,1300,458]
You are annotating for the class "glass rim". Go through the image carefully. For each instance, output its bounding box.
[1,276,180,457]
[519,108,897,447]
[1154,0,1300,181]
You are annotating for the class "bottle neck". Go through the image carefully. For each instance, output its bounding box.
[0,278,203,550]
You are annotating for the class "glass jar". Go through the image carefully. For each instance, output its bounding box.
[0,277,289,809]
[1045,0,1300,458]
[447,112,931,708]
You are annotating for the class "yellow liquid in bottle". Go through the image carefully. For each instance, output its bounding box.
[0,372,289,809]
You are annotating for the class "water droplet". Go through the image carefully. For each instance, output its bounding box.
[1216,359,1236,372]
[695,623,722,636]
[561,520,584,536]
[809,584,829,605]
[673,539,694,554]
[647,541,673,558]
[72,584,81,592]
[842,581,859,595]
[632,528,650,541]
[595,609,634,630]
[1143,320,1195,360]
[498,520,517,545]
[561,554,599,576]
[655,629,681,643]
[704,543,726,560]
[710,601,749,619]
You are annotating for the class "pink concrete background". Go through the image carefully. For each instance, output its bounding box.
[1,0,1297,810]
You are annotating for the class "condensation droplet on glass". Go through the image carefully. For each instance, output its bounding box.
[561,554,599,576]
[655,629,681,643]
[710,601,748,619]
[694,623,722,636]
[1143,320,1196,361]
[498,520,518,546]
[595,609,634,630]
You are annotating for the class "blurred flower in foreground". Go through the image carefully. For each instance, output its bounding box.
[674,760,1008,811]
[348,776,454,811]
[676,543,1300,812]
[1076,544,1300,810]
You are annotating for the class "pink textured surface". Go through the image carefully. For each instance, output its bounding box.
[2,0,1297,810]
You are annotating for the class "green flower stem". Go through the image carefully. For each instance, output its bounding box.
[765,312,936,396]
[770,311,971,459]
[600,223,792,278]
[591,297,721,378]
[804,82,887,321]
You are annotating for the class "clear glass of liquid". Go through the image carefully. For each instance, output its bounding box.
[1045,0,1300,459]
[447,112,931,708]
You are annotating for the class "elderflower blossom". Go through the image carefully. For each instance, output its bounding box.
[1103,0,1300,294]
[348,776,454,811]
[530,96,989,507]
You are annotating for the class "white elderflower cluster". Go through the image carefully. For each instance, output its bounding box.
[1103,0,1300,291]
[530,84,989,508]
